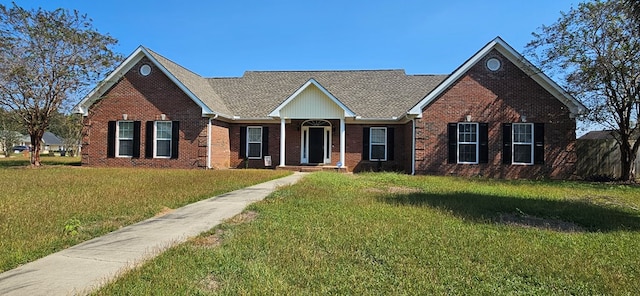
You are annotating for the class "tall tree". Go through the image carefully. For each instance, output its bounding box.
[627,0,640,21]
[0,3,120,166]
[526,0,640,181]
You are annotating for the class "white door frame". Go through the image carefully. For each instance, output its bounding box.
[300,120,332,164]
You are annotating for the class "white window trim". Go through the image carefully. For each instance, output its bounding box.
[246,126,263,159]
[154,121,172,159]
[369,127,387,161]
[116,121,133,158]
[512,123,534,165]
[457,122,479,164]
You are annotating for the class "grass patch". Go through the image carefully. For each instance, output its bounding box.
[0,167,290,272]
[0,155,81,167]
[95,172,640,295]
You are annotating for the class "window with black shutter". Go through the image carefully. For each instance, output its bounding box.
[503,123,544,165]
[449,122,487,164]
[111,121,140,158]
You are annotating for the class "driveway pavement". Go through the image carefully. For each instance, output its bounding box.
[0,172,306,296]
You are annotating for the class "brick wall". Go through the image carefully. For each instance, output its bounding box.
[82,50,577,178]
[82,57,210,169]
[415,49,578,179]
[227,120,408,172]
[210,120,231,169]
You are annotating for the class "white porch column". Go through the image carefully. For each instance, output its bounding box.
[339,117,346,167]
[279,118,286,167]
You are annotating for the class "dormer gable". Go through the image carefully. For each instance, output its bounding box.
[269,79,356,119]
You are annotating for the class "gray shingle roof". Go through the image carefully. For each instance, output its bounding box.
[147,48,447,119]
[42,132,63,145]
[146,49,233,117]
[208,70,447,119]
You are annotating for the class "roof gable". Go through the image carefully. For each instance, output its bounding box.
[42,132,63,145]
[269,79,356,118]
[408,37,587,117]
[74,46,221,117]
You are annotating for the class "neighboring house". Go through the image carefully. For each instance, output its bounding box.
[42,131,64,152]
[8,131,64,153]
[74,37,586,179]
[576,130,640,179]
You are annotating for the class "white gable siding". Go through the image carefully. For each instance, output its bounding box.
[279,84,344,119]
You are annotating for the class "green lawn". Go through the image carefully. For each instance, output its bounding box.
[0,161,290,272]
[95,172,640,295]
[0,154,81,167]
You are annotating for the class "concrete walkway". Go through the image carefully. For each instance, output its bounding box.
[0,172,306,296]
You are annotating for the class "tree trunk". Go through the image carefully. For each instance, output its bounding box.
[29,132,43,167]
[619,141,637,181]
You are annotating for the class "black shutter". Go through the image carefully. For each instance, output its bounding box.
[171,121,179,159]
[362,127,370,160]
[534,123,544,164]
[132,121,141,158]
[448,123,457,164]
[262,127,269,157]
[478,123,488,164]
[240,126,246,158]
[107,121,116,158]
[502,123,512,164]
[145,121,154,159]
[387,127,394,161]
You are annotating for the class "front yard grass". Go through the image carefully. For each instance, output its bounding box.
[0,166,290,272]
[0,154,81,167]
[96,172,640,295]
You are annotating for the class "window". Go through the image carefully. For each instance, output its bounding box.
[247,126,263,159]
[145,121,179,159]
[370,127,387,161]
[502,123,544,165]
[448,122,488,164]
[155,121,172,158]
[512,123,533,164]
[117,121,134,157]
[458,123,478,163]
[362,127,394,161]
[108,121,140,158]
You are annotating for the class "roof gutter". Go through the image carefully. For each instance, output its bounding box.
[354,116,400,121]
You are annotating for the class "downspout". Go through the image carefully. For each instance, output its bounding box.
[411,118,416,175]
[207,114,218,169]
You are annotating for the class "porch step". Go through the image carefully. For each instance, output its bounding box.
[276,166,348,173]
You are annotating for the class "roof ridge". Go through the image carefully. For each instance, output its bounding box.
[243,69,407,74]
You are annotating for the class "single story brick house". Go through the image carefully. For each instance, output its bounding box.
[74,37,586,179]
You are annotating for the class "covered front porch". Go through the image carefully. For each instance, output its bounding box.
[277,118,347,169]
[269,79,355,170]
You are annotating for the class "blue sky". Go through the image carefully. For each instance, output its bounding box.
[4,0,577,77]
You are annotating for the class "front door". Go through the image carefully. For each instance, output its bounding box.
[300,120,332,164]
[308,128,324,163]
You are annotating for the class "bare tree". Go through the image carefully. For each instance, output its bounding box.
[0,3,120,166]
[526,0,640,181]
